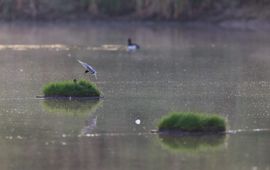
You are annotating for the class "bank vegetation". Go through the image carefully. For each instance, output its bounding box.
[0,0,269,22]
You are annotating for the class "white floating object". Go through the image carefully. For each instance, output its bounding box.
[135,119,141,125]
[17,136,23,139]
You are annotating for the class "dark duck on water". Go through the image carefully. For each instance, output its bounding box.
[127,38,140,52]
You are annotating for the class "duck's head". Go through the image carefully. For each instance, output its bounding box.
[128,38,132,45]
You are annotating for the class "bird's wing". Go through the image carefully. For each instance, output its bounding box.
[77,60,88,70]
[78,59,97,76]
[86,64,96,74]
[135,43,140,49]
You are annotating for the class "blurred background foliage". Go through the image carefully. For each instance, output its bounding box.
[0,0,269,21]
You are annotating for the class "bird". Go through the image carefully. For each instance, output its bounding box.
[127,38,140,52]
[77,59,97,79]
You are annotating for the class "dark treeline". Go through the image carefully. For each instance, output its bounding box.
[0,0,269,21]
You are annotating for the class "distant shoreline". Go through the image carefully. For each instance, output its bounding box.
[1,19,269,31]
[0,0,269,31]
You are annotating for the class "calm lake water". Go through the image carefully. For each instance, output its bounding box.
[0,22,269,170]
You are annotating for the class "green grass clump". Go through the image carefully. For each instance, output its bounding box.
[43,79,101,97]
[158,112,226,133]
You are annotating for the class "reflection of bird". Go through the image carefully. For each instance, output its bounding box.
[127,38,140,52]
[77,60,97,79]
[80,116,97,135]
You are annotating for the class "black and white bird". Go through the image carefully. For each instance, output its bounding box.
[77,60,97,79]
[127,38,140,52]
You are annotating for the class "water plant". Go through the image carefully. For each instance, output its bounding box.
[158,112,226,133]
[43,79,101,97]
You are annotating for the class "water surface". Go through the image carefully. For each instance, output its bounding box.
[0,22,269,170]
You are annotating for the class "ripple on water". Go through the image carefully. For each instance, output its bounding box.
[0,44,69,51]
[227,128,270,134]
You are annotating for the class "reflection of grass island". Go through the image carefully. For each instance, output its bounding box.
[158,134,226,154]
[42,99,102,117]
[43,79,101,98]
[41,99,102,135]
[158,112,226,133]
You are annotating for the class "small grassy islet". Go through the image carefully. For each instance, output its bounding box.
[43,79,101,97]
[158,112,226,133]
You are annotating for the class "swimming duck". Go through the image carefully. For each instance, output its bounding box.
[127,38,140,52]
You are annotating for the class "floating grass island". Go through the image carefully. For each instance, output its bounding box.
[42,79,101,98]
[158,112,226,133]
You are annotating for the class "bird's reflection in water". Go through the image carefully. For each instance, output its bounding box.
[80,116,98,135]
[42,99,102,136]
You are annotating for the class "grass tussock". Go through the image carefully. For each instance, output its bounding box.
[158,112,226,133]
[43,79,101,97]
